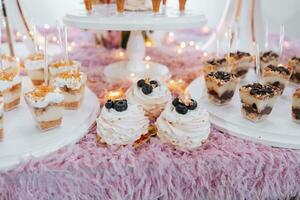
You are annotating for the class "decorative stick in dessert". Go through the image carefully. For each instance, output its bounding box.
[96,99,150,145]
[24,85,64,131]
[0,97,3,140]
[156,97,210,149]
[203,58,231,75]
[228,51,254,79]
[0,54,19,75]
[126,78,172,121]
[261,64,292,95]
[24,53,46,86]
[48,60,81,79]
[288,56,300,84]
[239,83,280,122]
[204,71,239,105]
[292,88,300,123]
[0,71,22,111]
[260,51,279,71]
[51,70,87,110]
[125,0,152,11]
[152,0,162,13]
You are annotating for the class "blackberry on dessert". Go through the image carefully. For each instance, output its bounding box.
[172,97,198,115]
[105,99,128,112]
[137,78,159,95]
[292,88,300,123]
[288,56,300,84]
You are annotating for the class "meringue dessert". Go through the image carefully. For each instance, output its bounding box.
[205,71,239,105]
[0,97,3,140]
[51,70,86,110]
[239,83,280,122]
[260,51,279,71]
[261,64,292,95]
[126,78,172,120]
[0,71,22,111]
[49,60,80,79]
[292,88,300,123]
[156,97,210,149]
[288,56,300,84]
[229,51,254,79]
[24,53,45,86]
[96,99,149,145]
[24,85,64,131]
[0,54,19,75]
[125,0,152,11]
[203,58,231,75]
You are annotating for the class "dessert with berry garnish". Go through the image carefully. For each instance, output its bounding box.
[126,78,172,120]
[239,83,280,122]
[24,85,64,131]
[156,97,211,149]
[228,51,254,79]
[292,88,300,123]
[0,71,22,111]
[51,70,86,110]
[96,99,150,145]
[288,56,300,84]
[49,60,80,79]
[204,71,239,105]
[24,53,46,86]
[203,58,231,75]
[0,54,19,75]
[260,51,279,71]
[261,64,292,95]
[0,97,3,140]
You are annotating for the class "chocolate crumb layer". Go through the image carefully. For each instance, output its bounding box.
[243,105,272,115]
[208,90,234,102]
[261,51,279,59]
[230,51,251,59]
[291,56,300,62]
[266,65,290,75]
[292,108,300,119]
[208,71,234,82]
[206,58,227,66]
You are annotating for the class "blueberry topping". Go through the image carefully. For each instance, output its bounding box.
[245,83,275,96]
[142,84,153,95]
[175,104,188,115]
[114,99,128,112]
[172,97,180,107]
[187,99,197,110]
[137,79,146,88]
[208,71,233,81]
[150,80,159,88]
[266,65,290,75]
[105,100,114,109]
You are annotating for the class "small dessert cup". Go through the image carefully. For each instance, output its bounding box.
[49,60,80,80]
[203,58,231,75]
[228,51,254,79]
[0,54,19,75]
[260,51,279,72]
[288,56,300,84]
[24,53,45,86]
[292,88,300,123]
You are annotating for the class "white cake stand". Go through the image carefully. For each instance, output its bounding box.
[63,5,207,83]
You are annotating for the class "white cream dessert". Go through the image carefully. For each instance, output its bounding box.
[49,60,80,78]
[0,71,22,111]
[204,71,239,105]
[239,83,280,122]
[262,64,292,95]
[24,85,64,131]
[260,51,279,71]
[24,53,45,86]
[203,58,231,75]
[96,99,149,145]
[0,54,19,75]
[228,51,254,79]
[51,70,86,110]
[0,97,3,140]
[125,0,152,11]
[292,88,300,123]
[156,97,210,149]
[126,78,172,120]
[288,56,300,84]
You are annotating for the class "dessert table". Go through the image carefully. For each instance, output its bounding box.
[1,29,300,200]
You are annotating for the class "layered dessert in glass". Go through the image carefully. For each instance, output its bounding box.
[24,53,45,86]
[260,51,279,71]
[203,58,231,75]
[288,56,300,84]
[49,60,80,79]
[0,54,19,75]
[228,51,254,79]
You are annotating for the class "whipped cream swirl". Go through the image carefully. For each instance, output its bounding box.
[52,72,86,90]
[0,75,21,92]
[25,88,64,108]
[156,103,211,149]
[96,103,149,145]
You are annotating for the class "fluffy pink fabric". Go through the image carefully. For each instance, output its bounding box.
[1,29,300,200]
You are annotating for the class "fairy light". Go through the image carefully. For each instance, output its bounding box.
[180,42,186,48]
[168,32,174,37]
[52,36,58,42]
[203,52,208,57]
[119,51,124,57]
[16,32,22,39]
[44,24,50,29]
[201,26,211,34]
[106,89,125,100]
[284,41,290,49]
[177,48,182,54]
[189,41,195,46]
[146,64,150,69]
[167,78,187,94]
[145,40,153,47]
[130,73,135,77]
[22,35,27,40]
[195,45,200,50]
[145,56,151,61]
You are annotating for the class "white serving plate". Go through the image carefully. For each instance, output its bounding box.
[0,77,100,170]
[188,70,300,149]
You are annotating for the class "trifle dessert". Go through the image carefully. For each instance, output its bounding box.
[204,71,239,105]
[228,51,254,79]
[261,64,292,95]
[96,99,150,145]
[126,78,172,120]
[0,97,3,140]
[51,70,86,110]
[288,56,300,84]
[0,54,19,75]
[203,58,231,75]
[24,85,64,131]
[292,88,300,123]
[125,0,152,11]
[239,83,280,122]
[48,60,81,79]
[0,71,22,111]
[24,53,45,86]
[260,51,279,71]
[156,97,210,149]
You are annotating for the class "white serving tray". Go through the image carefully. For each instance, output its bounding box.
[188,70,300,149]
[0,77,99,170]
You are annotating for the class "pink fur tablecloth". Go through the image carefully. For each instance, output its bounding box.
[1,29,300,200]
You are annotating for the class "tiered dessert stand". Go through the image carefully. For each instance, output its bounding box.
[63,5,207,83]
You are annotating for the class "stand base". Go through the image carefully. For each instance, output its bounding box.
[104,61,171,83]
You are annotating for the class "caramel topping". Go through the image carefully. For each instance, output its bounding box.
[27,85,55,99]
[26,53,44,61]
[49,60,76,68]
[56,70,81,80]
[1,54,15,62]
[0,71,15,81]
